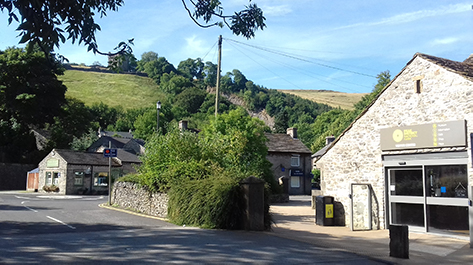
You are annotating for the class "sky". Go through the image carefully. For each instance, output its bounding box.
[0,1,472,93]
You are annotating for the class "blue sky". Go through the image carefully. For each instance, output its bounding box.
[1,1,472,93]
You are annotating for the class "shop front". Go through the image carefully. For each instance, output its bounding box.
[381,120,470,237]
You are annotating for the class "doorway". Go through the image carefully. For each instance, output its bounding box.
[387,165,469,235]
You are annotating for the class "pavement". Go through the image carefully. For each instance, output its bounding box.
[269,196,473,264]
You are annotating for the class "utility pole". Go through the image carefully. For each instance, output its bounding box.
[215,35,222,117]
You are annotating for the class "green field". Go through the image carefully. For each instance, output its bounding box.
[60,70,166,110]
[278,90,367,110]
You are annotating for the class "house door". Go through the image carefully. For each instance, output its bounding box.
[27,173,39,190]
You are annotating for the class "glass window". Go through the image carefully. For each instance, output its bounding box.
[45,172,52,185]
[390,169,423,196]
[290,176,300,188]
[52,172,59,185]
[428,205,468,235]
[94,172,108,187]
[392,203,424,227]
[74,172,84,186]
[291,156,300,167]
[425,165,468,198]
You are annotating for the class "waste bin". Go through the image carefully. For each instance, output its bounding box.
[315,196,334,226]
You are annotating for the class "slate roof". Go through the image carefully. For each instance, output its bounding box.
[115,149,141,163]
[416,53,473,82]
[55,149,120,166]
[265,133,311,154]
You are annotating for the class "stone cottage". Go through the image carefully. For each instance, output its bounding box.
[314,53,473,241]
[38,149,139,195]
[266,128,312,195]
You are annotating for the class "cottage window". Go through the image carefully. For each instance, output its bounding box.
[45,172,52,185]
[52,172,59,185]
[290,155,300,167]
[94,172,108,187]
[74,172,84,186]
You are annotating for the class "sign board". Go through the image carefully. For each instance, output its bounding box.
[103,148,117,158]
[290,168,304,176]
[380,120,466,151]
[325,204,334,218]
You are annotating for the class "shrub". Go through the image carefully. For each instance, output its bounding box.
[168,173,244,229]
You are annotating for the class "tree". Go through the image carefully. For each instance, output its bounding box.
[203,61,218,87]
[174,87,207,114]
[1,1,265,60]
[177,58,204,81]
[159,73,193,95]
[0,47,66,128]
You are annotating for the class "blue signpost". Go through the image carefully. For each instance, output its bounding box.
[103,147,117,205]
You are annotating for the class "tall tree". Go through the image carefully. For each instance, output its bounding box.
[177,58,204,81]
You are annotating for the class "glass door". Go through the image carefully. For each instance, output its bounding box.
[388,168,425,229]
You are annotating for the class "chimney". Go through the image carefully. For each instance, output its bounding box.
[179,120,188,132]
[463,54,473,64]
[326,135,335,146]
[287,128,297,139]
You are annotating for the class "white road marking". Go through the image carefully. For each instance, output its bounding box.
[47,216,76,230]
[23,206,38,213]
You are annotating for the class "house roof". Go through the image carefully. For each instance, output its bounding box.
[114,149,142,163]
[313,53,473,163]
[54,149,120,166]
[417,53,473,82]
[265,133,312,154]
[99,130,134,139]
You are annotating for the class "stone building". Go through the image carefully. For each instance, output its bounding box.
[314,53,473,240]
[37,149,139,195]
[266,128,312,195]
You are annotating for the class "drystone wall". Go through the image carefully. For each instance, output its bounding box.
[112,182,168,218]
[316,55,473,229]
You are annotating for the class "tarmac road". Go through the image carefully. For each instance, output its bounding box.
[0,192,385,264]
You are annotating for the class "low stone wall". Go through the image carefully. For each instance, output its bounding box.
[111,182,168,218]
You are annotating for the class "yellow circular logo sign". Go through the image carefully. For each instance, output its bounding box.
[392,129,403,143]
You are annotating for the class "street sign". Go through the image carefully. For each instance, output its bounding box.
[103,148,117,158]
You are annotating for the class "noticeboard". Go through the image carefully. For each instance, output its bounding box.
[380,120,466,151]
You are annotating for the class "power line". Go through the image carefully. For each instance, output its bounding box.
[224,39,372,93]
[224,38,377,78]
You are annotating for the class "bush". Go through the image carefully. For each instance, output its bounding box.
[168,173,244,229]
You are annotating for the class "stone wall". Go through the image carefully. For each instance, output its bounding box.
[112,181,168,218]
[0,163,35,190]
[315,55,473,229]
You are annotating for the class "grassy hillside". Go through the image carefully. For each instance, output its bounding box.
[60,69,363,111]
[278,90,367,110]
[59,70,166,110]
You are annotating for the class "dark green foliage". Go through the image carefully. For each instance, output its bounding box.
[174,87,207,114]
[0,47,66,127]
[70,128,99,151]
[168,174,243,229]
[177,58,204,80]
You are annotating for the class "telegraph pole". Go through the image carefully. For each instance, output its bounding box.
[215,35,222,117]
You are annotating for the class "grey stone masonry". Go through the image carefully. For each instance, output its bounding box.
[315,54,473,229]
[112,181,168,218]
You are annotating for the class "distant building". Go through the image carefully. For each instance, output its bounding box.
[266,128,312,195]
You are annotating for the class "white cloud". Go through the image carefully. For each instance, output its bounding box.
[334,3,470,31]
[261,5,292,16]
[431,37,460,46]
